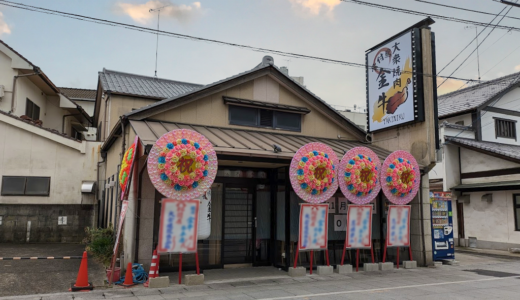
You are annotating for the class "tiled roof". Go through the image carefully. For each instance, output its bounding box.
[438,72,520,118]
[99,68,203,99]
[125,56,366,137]
[59,87,96,100]
[442,122,475,132]
[445,136,520,162]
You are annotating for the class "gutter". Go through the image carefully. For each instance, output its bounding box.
[10,68,41,114]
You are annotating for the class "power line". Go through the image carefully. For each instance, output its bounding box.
[413,0,520,22]
[0,0,481,83]
[437,4,514,89]
[340,0,520,33]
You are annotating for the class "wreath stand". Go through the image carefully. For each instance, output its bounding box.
[382,242,413,269]
[177,252,201,284]
[293,248,330,274]
[340,240,375,272]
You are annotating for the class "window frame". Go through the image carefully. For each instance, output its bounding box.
[494,117,517,141]
[514,194,520,231]
[25,98,40,120]
[228,105,302,132]
[1,176,51,196]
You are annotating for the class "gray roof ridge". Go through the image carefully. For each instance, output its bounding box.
[101,68,203,87]
[446,135,520,148]
[439,70,520,99]
[59,87,96,91]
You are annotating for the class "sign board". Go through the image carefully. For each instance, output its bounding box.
[386,205,411,247]
[158,199,199,253]
[346,205,373,249]
[366,29,423,132]
[298,204,328,251]
[113,200,129,253]
[334,214,347,231]
[326,197,336,213]
[198,189,211,240]
[338,197,348,214]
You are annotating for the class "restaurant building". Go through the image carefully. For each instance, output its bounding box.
[98,56,431,272]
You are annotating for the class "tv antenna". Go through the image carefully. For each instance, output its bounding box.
[149,5,170,77]
[465,26,481,83]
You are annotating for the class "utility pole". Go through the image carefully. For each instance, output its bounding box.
[465,26,481,83]
[149,5,170,77]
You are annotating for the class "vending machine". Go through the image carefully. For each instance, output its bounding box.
[430,192,455,261]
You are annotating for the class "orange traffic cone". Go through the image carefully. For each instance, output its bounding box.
[143,249,158,287]
[70,251,93,291]
[121,262,136,287]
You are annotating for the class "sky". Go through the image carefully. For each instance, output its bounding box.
[0,0,519,111]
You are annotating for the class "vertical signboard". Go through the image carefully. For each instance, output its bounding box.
[113,200,129,253]
[366,21,430,133]
[298,204,328,251]
[158,199,199,253]
[346,205,373,249]
[386,205,411,247]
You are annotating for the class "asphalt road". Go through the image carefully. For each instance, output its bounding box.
[0,243,106,297]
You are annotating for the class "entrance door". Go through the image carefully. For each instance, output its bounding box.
[222,184,271,266]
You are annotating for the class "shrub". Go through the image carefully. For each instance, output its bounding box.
[83,226,115,268]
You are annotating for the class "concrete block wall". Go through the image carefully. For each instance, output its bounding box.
[0,204,94,243]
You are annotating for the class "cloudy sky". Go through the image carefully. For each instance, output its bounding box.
[0,0,519,111]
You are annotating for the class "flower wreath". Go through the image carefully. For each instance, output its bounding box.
[296,150,336,196]
[385,157,417,198]
[156,138,210,192]
[119,142,136,190]
[344,154,378,197]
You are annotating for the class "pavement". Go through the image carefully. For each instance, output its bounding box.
[2,250,520,299]
[0,243,106,297]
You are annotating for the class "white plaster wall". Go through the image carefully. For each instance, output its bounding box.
[494,86,520,111]
[443,127,475,139]
[480,110,520,146]
[429,158,444,180]
[0,51,17,113]
[460,148,520,174]
[13,76,48,119]
[442,114,472,127]
[75,100,95,117]
[0,120,101,205]
[462,190,520,245]
[444,144,460,191]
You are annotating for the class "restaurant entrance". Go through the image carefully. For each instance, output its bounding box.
[222,183,271,267]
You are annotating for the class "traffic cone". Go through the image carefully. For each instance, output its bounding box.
[121,262,136,287]
[69,251,93,291]
[143,249,158,287]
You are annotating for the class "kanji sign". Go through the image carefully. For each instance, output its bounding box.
[158,199,199,253]
[346,205,373,249]
[298,204,328,251]
[386,205,411,247]
[367,30,421,132]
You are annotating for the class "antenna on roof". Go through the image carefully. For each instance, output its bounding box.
[149,5,170,77]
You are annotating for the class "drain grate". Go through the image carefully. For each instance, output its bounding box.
[464,269,520,278]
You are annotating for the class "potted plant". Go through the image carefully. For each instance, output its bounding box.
[83,226,120,282]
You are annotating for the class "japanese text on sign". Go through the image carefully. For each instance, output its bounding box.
[158,199,199,253]
[298,204,328,251]
[346,205,373,249]
[367,31,415,132]
[386,205,411,247]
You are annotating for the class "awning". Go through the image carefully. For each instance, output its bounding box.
[129,120,392,161]
[452,181,520,192]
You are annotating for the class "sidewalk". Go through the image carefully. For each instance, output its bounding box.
[455,246,520,260]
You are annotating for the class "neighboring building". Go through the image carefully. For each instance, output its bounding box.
[430,71,520,250]
[97,56,436,273]
[338,109,367,131]
[60,87,97,141]
[0,40,100,243]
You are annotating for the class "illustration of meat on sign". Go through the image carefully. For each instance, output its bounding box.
[386,78,411,114]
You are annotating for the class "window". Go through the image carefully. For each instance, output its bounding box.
[25,99,40,120]
[229,105,302,131]
[1,176,50,196]
[515,195,520,231]
[495,118,517,140]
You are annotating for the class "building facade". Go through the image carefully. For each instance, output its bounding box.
[430,72,520,250]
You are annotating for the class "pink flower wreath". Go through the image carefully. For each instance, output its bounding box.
[339,147,381,204]
[290,142,339,203]
[381,150,420,205]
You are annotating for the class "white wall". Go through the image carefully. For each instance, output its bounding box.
[480,110,520,146]
[461,190,520,245]
[460,148,520,174]
[494,86,520,111]
[75,100,95,117]
[0,50,17,113]
[0,120,100,205]
[443,114,473,127]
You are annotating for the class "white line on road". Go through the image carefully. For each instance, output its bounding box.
[261,275,520,300]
